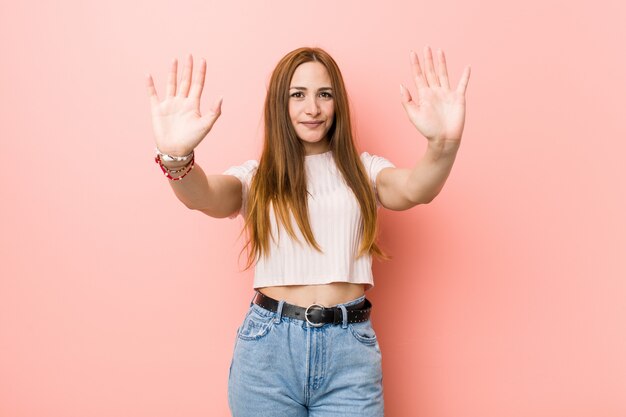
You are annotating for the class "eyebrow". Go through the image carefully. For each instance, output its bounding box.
[289,86,333,91]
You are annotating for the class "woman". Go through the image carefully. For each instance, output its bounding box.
[146,46,470,416]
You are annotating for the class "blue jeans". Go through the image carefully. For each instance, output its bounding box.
[228,291,384,416]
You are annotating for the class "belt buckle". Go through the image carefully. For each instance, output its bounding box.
[305,303,326,327]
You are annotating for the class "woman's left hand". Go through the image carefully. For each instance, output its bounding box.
[400,46,471,145]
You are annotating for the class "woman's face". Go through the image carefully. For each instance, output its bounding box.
[288,62,335,155]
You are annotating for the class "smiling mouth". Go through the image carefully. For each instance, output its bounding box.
[301,121,323,127]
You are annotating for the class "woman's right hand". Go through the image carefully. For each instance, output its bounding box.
[146,54,223,157]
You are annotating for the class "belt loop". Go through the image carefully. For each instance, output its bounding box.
[274,299,285,324]
[338,304,348,329]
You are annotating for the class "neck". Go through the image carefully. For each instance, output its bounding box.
[303,139,330,156]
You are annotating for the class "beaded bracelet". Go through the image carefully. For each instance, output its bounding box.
[163,165,187,174]
[154,152,195,181]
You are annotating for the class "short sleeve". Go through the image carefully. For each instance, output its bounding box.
[222,159,259,219]
[360,152,396,208]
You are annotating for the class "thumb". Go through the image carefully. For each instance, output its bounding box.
[211,96,223,116]
[146,73,160,109]
[202,97,223,121]
[399,84,413,111]
[201,96,223,128]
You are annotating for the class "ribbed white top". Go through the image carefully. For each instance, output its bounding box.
[222,150,395,291]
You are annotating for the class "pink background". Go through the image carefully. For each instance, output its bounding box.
[1,0,625,416]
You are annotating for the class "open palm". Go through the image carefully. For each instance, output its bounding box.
[146,54,222,156]
[400,46,470,144]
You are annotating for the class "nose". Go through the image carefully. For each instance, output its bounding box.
[305,96,320,116]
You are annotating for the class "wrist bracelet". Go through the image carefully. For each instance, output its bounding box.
[154,153,195,181]
[162,164,189,174]
[155,147,194,162]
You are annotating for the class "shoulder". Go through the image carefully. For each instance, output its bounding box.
[222,159,259,183]
[360,151,395,163]
[359,151,396,178]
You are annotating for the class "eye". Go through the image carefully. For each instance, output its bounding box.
[320,92,333,99]
[290,91,304,98]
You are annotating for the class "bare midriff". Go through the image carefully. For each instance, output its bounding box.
[257,282,366,308]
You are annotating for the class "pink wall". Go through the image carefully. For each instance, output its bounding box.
[1,0,625,416]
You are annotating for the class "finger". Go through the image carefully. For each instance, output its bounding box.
[212,96,223,114]
[176,53,193,98]
[188,57,206,100]
[145,73,160,108]
[399,84,418,117]
[399,84,413,105]
[437,49,450,89]
[423,45,440,87]
[201,96,223,129]
[456,65,471,95]
[410,50,428,92]
[166,58,177,97]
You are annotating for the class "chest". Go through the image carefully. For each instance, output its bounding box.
[267,162,361,232]
[305,160,360,219]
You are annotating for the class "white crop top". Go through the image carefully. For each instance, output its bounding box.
[222,150,395,291]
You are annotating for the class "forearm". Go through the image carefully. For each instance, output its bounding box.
[406,139,460,204]
[158,154,244,218]
[162,159,213,210]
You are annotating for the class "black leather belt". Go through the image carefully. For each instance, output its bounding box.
[252,291,372,327]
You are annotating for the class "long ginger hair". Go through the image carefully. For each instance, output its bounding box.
[240,47,389,270]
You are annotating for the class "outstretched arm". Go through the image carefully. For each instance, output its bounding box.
[377,46,471,210]
[146,54,242,218]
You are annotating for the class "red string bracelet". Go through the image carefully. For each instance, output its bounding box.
[154,152,195,181]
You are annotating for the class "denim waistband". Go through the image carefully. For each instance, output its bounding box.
[331,293,367,308]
